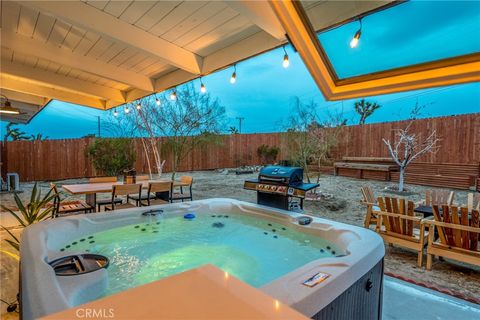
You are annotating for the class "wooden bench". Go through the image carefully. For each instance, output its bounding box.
[342,157,394,164]
[334,162,399,181]
[390,162,480,190]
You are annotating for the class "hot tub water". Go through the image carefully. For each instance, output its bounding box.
[60,212,344,298]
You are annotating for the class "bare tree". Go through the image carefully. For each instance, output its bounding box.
[409,98,433,120]
[148,83,226,179]
[308,116,344,186]
[282,98,343,183]
[354,99,381,125]
[282,98,318,182]
[383,123,441,192]
[104,84,225,179]
[103,98,165,178]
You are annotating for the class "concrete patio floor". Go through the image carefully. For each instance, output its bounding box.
[383,276,480,319]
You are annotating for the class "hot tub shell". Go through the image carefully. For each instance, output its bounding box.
[20,198,385,319]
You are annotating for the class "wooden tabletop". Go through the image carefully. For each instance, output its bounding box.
[63,180,176,195]
[41,264,308,320]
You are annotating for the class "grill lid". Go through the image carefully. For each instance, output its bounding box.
[259,166,303,184]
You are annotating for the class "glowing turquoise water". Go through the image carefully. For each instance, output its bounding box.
[61,213,343,297]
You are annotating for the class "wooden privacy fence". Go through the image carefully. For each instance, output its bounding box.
[1,113,479,182]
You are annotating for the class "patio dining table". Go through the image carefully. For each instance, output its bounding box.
[62,179,184,211]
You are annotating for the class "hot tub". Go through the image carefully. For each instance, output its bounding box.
[21,198,384,319]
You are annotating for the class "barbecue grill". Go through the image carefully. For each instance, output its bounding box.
[244,166,319,211]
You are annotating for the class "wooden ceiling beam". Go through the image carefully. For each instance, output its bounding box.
[2,32,154,92]
[22,0,202,74]
[0,88,48,106]
[0,75,107,109]
[1,59,126,102]
[226,1,285,40]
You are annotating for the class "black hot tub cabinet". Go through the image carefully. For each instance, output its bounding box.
[20,198,384,320]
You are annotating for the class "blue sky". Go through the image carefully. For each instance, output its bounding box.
[1,1,479,139]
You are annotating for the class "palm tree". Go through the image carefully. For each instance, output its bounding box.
[229,126,239,134]
[354,99,381,125]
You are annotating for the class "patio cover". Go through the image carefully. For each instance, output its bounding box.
[1,1,478,123]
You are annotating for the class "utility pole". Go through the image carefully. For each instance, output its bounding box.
[97,116,101,137]
[236,117,245,133]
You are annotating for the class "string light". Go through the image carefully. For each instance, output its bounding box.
[282,46,289,68]
[230,64,237,84]
[124,106,130,114]
[113,108,118,117]
[200,77,206,93]
[170,89,177,101]
[156,97,161,106]
[350,18,362,48]
[136,102,141,110]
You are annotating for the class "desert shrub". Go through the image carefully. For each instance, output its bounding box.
[257,144,280,165]
[87,138,136,176]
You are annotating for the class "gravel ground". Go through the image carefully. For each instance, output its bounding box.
[1,170,479,316]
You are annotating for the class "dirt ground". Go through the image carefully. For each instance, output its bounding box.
[1,171,479,316]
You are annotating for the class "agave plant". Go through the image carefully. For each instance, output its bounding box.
[1,183,57,258]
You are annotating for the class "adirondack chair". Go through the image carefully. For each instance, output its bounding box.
[361,186,380,228]
[423,189,455,206]
[467,193,480,212]
[375,196,427,267]
[425,205,480,270]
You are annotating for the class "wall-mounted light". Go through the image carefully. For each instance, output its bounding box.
[113,108,118,117]
[136,102,141,110]
[230,64,237,84]
[170,89,177,101]
[0,94,20,114]
[124,106,130,114]
[350,18,362,48]
[200,77,206,93]
[282,46,289,68]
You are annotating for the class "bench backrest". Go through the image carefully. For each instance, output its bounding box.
[377,196,415,237]
[112,184,141,197]
[432,205,479,251]
[89,176,117,183]
[467,193,480,212]
[180,176,193,185]
[148,181,172,194]
[361,186,375,204]
[425,190,454,206]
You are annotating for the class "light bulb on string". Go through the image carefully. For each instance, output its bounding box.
[230,64,237,84]
[350,18,362,48]
[124,106,130,114]
[136,102,141,110]
[170,90,177,101]
[156,97,161,106]
[282,46,289,68]
[113,108,118,117]
[200,77,206,93]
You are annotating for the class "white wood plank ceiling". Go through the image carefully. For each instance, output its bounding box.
[0,0,387,123]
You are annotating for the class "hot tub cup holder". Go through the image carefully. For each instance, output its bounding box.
[142,209,164,216]
[49,254,109,276]
[297,216,313,225]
